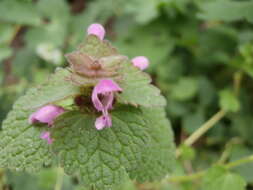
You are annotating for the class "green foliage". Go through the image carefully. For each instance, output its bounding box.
[118,62,167,107]
[22,68,79,110]
[115,22,174,68]
[170,77,198,101]
[198,1,253,23]
[219,89,240,112]
[229,145,253,183]
[178,144,196,161]
[0,0,42,26]
[52,107,170,189]
[0,87,53,172]
[202,166,247,190]
[0,22,174,189]
[1,0,253,189]
[131,107,175,181]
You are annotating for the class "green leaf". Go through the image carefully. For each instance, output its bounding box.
[0,24,16,44]
[177,144,195,161]
[198,1,253,23]
[51,106,174,189]
[114,22,174,68]
[12,48,40,79]
[219,89,240,112]
[231,115,253,145]
[0,89,53,172]
[37,0,70,20]
[24,0,70,49]
[171,77,198,101]
[182,109,205,134]
[0,0,42,26]
[0,46,13,62]
[6,168,57,190]
[22,68,80,110]
[118,61,167,107]
[51,107,148,189]
[229,144,253,183]
[123,0,166,24]
[130,107,175,181]
[202,166,247,190]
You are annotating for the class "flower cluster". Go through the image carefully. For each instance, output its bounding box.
[28,23,150,144]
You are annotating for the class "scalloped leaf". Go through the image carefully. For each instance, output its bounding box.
[51,107,149,189]
[202,166,247,190]
[117,61,166,107]
[0,88,53,172]
[130,107,175,181]
[23,68,80,110]
[51,105,174,189]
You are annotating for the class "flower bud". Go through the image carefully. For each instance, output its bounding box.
[131,56,149,70]
[87,23,105,40]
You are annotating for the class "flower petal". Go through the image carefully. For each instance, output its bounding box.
[92,79,122,111]
[95,114,112,130]
[28,105,65,126]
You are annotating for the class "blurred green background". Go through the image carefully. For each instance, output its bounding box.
[1,0,253,189]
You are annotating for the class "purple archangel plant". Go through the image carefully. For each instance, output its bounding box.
[0,23,175,189]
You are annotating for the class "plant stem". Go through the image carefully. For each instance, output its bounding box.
[225,155,253,169]
[54,167,64,190]
[168,171,205,183]
[168,154,253,183]
[176,71,243,157]
[218,138,242,164]
[176,109,226,157]
[184,109,226,147]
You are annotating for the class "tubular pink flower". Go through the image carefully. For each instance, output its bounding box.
[92,79,122,129]
[92,79,122,114]
[40,131,53,144]
[131,56,149,70]
[28,105,65,126]
[87,23,105,40]
[95,114,112,130]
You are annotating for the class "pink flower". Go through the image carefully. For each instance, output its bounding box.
[28,105,65,126]
[92,79,122,130]
[131,56,149,70]
[87,23,105,40]
[92,79,122,114]
[95,115,112,130]
[40,131,53,144]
